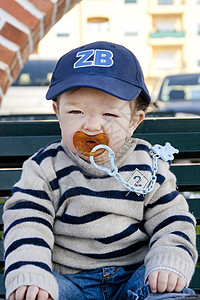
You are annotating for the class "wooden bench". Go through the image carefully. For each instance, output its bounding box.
[0,117,200,297]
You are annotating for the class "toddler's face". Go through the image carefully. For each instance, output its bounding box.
[53,88,144,163]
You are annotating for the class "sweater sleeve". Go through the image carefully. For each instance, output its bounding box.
[3,157,59,299]
[143,159,198,286]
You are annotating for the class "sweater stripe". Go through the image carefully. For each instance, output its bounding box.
[86,240,148,259]
[156,174,165,185]
[153,215,195,235]
[5,238,51,259]
[50,164,153,191]
[7,200,52,215]
[59,187,144,207]
[32,143,63,165]
[4,261,52,279]
[95,223,140,244]
[176,245,193,258]
[145,190,179,210]
[135,144,150,152]
[171,231,192,243]
[119,164,152,173]
[55,240,148,260]
[13,187,51,201]
[58,211,109,224]
[150,230,193,248]
[49,166,81,190]
[4,217,53,239]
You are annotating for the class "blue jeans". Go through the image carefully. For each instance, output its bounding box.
[53,265,195,300]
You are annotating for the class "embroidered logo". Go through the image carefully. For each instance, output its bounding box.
[74,49,114,68]
[126,169,150,190]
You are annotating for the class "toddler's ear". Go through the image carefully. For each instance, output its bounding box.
[52,102,59,117]
[127,110,145,137]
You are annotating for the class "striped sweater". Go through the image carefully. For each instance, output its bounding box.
[3,137,197,299]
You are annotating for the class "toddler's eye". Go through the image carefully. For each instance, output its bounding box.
[103,113,118,117]
[69,110,83,114]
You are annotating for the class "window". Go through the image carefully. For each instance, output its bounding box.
[156,21,175,32]
[198,24,200,35]
[125,0,137,3]
[123,20,139,36]
[158,0,173,4]
[87,17,110,32]
[53,17,71,38]
[57,33,70,37]
[156,52,175,70]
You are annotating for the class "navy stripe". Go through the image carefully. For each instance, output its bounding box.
[135,144,150,153]
[59,187,144,208]
[49,178,59,191]
[150,230,192,248]
[55,240,148,260]
[49,166,81,190]
[86,240,148,259]
[119,164,152,173]
[32,143,63,165]
[145,191,179,210]
[96,223,140,244]
[50,164,152,190]
[153,215,195,235]
[171,231,192,243]
[56,166,81,178]
[13,187,51,201]
[5,238,51,259]
[4,261,51,279]
[176,245,193,258]
[58,211,109,224]
[7,201,52,215]
[50,168,165,192]
[4,217,53,239]
[156,174,165,185]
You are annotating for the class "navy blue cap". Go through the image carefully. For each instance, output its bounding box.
[46,41,151,104]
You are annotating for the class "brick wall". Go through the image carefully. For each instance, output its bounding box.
[0,0,81,105]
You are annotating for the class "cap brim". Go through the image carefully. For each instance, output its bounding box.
[46,74,143,102]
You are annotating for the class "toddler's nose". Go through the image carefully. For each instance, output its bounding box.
[83,116,102,133]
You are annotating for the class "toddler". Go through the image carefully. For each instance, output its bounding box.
[3,41,198,300]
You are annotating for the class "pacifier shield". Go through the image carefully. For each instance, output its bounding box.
[73,131,109,157]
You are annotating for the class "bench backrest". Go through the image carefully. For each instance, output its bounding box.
[0,118,200,297]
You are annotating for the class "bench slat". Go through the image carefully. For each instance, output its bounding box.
[0,169,21,192]
[1,133,199,156]
[0,239,3,261]
[0,204,3,226]
[0,136,61,157]
[135,132,200,154]
[171,165,200,190]
[190,268,200,291]
[0,274,5,296]
[187,199,200,219]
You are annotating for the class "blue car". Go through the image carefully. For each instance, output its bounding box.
[150,73,200,117]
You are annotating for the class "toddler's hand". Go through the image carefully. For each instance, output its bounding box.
[9,285,52,300]
[148,270,185,293]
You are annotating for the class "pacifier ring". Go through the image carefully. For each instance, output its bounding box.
[73,131,109,157]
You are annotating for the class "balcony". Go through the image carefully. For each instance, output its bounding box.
[150,30,185,38]
[149,30,185,46]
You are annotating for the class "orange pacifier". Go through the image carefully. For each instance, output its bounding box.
[73,131,109,157]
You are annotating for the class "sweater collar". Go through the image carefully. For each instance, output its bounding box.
[61,138,138,177]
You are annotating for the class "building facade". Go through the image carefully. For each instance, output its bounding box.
[37,0,200,92]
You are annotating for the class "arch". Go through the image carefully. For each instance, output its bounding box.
[0,0,81,105]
